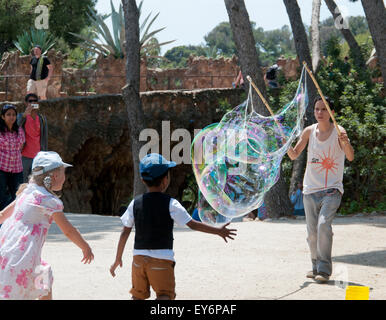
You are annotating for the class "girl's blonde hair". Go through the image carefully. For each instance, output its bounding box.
[16,166,61,197]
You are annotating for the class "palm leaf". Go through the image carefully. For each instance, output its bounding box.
[141,39,175,51]
[75,43,109,56]
[13,28,56,55]
[140,12,152,33]
[70,0,172,59]
[138,0,144,16]
[110,0,121,52]
[140,12,160,43]
[141,27,166,46]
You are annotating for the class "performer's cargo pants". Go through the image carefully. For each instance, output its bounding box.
[303,189,342,276]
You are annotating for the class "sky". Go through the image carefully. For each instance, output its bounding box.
[96,0,366,54]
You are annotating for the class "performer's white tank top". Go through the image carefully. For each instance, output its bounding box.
[303,123,345,195]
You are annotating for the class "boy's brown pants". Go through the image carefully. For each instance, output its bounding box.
[130,255,176,300]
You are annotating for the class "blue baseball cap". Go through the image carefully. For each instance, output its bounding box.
[140,153,176,181]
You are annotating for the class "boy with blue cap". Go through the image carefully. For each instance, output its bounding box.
[110,153,237,300]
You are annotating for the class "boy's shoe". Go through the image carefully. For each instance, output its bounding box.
[306,270,317,279]
[315,272,330,283]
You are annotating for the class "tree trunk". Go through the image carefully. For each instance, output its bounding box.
[283,0,317,195]
[122,0,147,196]
[360,0,386,81]
[311,0,322,72]
[324,0,366,69]
[224,0,268,115]
[224,0,292,218]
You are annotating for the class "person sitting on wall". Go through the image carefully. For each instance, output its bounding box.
[232,70,245,89]
[264,64,280,88]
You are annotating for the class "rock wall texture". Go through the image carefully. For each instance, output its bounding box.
[1,51,303,101]
[0,50,65,101]
[1,88,244,215]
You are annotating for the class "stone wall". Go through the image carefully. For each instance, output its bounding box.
[183,55,238,89]
[0,50,64,101]
[1,50,303,101]
[146,68,186,91]
[276,57,300,80]
[1,88,244,215]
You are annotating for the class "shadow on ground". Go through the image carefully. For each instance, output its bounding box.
[46,213,385,242]
[47,214,123,242]
[333,249,386,268]
[259,214,386,227]
[256,280,372,300]
[47,213,194,242]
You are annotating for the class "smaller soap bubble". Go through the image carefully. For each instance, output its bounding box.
[197,191,232,227]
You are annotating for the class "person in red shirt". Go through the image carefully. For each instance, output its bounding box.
[17,94,48,182]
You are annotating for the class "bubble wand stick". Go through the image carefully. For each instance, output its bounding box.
[246,75,286,139]
[302,61,341,136]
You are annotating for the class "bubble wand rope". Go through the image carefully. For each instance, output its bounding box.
[302,61,341,136]
[246,75,286,139]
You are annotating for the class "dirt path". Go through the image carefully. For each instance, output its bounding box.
[43,213,386,300]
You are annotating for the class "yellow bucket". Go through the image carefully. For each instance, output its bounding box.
[345,286,370,300]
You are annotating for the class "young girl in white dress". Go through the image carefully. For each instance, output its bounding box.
[0,151,94,300]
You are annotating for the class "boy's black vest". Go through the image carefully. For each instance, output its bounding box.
[133,192,174,250]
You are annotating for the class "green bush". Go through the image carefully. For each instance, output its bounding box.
[13,28,56,55]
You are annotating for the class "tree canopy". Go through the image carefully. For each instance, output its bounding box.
[162,45,207,68]
[161,15,370,69]
[48,0,97,48]
[0,0,97,56]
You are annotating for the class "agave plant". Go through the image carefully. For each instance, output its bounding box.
[204,46,219,58]
[13,28,56,55]
[70,0,174,59]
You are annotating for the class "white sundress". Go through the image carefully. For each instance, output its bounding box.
[0,183,63,300]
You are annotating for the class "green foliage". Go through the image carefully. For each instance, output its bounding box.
[217,97,232,113]
[13,28,56,55]
[340,32,374,61]
[334,80,385,213]
[0,0,95,56]
[161,45,207,68]
[203,45,219,59]
[70,0,125,59]
[70,0,174,60]
[325,36,341,60]
[58,27,97,69]
[48,0,97,48]
[202,22,296,66]
[346,16,369,36]
[181,173,199,214]
[200,15,367,68]
[254,25,296,66]
[319,71,384,213]
[145,37,162,68]
[319,15,369,58]
[0,0,36,55]
[204,22,236,57]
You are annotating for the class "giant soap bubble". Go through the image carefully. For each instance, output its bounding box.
[191,66,308,225]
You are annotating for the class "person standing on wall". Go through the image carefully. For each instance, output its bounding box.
[17,93,48,182]
[26,45,53,101]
